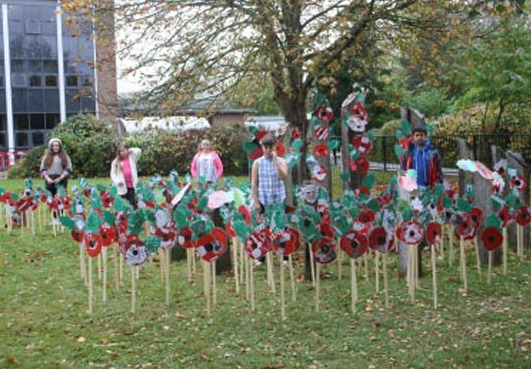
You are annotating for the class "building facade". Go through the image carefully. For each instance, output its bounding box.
[0,0,116,162]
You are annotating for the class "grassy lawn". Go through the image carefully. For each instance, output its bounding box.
[0,174,529,368]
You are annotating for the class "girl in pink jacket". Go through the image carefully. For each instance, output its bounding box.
[191,139,223,185]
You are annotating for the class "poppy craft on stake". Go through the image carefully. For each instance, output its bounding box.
[196,233,226,262]
[315,105,334,123]
[312,236,337,264]
[396,221,424,246]
[454,213,476,240]
[515,206,531,227]
[340,230,368,259]
[481,227,503,251]
[177,227,196,249]
[121,236,149,266]
[314,143,329,158]
[100,224,117,247]
[272,227,301,256]
[368,226,393,254]
[245,229,273,260]
[84,232,103,258]
[426,222,442,246]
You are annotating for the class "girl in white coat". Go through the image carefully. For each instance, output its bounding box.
[110,144,141,208]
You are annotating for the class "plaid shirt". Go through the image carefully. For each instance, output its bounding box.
[257,156,286,206]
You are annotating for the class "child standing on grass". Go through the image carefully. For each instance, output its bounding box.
[190,139,224,185]
[40,138,72,197]
[111,144,142,208]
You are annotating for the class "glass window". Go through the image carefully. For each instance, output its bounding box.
[43,60,57,73]
[29,74,42,86]
[45,74,57,86]
[12,89,28,111]
[15,114,29,130]
[46,114,60,129]
[0,133,5,149]
[30,114,45,129]
[29,60,42,72]
[32,131,45,146]
[28,90,44,111]
[44,90,59,112]
[11,60,25,72]
[15,132,29,147]
[0,115,6,130]
[66,74,78,87]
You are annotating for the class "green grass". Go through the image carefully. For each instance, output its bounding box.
[0,214,529,368]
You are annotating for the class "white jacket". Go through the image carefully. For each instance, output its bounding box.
[110,148,141,195]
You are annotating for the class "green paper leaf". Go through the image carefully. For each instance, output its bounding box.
[113,197,129,212]
[102,210,115,226]
[109,186,118,197]
[248,125,258,136]
[326,139,340,151]
[367,198,381,212]
[90,191,103,209]
[86,211,102,234]
[485,213,502,231]
[291,139,303,151]
[396,130,404,141]
[362,173,376,189]
[128,210,145,235]
[394,144,403,158]
[367,129,376,142]
[243,141,257,154]
[340,171,350,182]
[457,199,473,213]
[144,236,161,254]
[96,184,106,192]
[59,216,76,230]
[401,120,411,136]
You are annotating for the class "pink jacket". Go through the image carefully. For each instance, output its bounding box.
[190,151,224,180]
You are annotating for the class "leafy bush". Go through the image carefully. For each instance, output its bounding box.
[7,145,46,179]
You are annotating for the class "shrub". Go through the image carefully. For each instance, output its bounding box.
[7,145,46,179]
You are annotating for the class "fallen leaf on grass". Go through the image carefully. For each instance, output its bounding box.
[76,336,85,343]
[201,354,212,362]
[6,357,18,364]
[262,365,284,369]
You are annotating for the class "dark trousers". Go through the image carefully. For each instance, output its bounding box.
[121,187,137,209]
[45,174,68,198]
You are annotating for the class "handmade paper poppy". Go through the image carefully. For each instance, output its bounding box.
[515,206,531,227]
[498,206,512,228]
[123,238,148,266]
[354,156,370,175]
[83,232,103,258]
[469,207,483,228]
[155,226,178,249]
[115,212,128,236]
[28,198,39,212]
[481,227,503,251]
[454,213,476,240]
[340,230,368,259]
[100,224,116,247]
[312,236,337,264]
[358,209,375,224]
[319,221,335,239]
[275,140,286,157]
[351,135,372,154]
[16,198,31,212]
[368,226,392,253]
[177,227,196,249]
[314,143,329,157]
[310,164,327,182]
[255,130,269,143]
[396,221,424,246]
[245,229,273,260]
[238,205,252,225]
[272,227,301,256]
[196,233,226,262]
[211,227,227,247]
[71,229,84,243]
[354,186,371,199]
[426,222,442,245]
[100,191,114,209]
[511,176,527,192]
[225,218,236,238]
[315,105,334,123]
[314,126,330,141]
[291,128,302,140]
[47,198,59,212]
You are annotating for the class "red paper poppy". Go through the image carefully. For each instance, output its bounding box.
[315,105,334,123]
[351,135,372,154]
[515,206,531,227]
[312,236,337,264]
[358,209,375,224]
[354,186,371,199]
[481,227,503,251]
[16,198,31,212]
[396,221,424,246]
[469,207,483,228]
[314,143,329,157]
[249,147,263,161]
[454,213,476,240]
[238,205,251,225]
[351,101,368,121]
[426,222,442,245]
[368,226,392,253]
[115,212,128,236]
[225,218,236,238]
[349,156,369,175]
[155,226,178,249]
[178,227,196,249]
[47,198,58,211]
[28,198,39,211]
[84,232,103,258]
[498,206,512,228]
[319,221,335,239]
[256,130,269,143]
[100,224,116,247]
[511,176,527,192]
[340,230,368,259]
[314,126,329,141]
[377,193,392,208]
[291,128,302,140]
[272,227,301,256]
[275,140,286,157]
[310,164,327,182]
[399,137,410,150]
[245,229,273,260]
[71,229,84,243]
[100,191,114,209]
[196,233,226,262]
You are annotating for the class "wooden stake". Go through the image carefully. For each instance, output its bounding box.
[165,248,171,306]
[309,245,316,286]
[97,253,102,281]
[474,237,482,278]
[288,255,296,302]
[449,228,455,267]
[186,248,192,282]
[351,258,357,313]
[488,250,493,285]
[119,250,124,284]
[113,244,119,290]
[250,258,255,311]
[517,225,524,262]
[31,211,35,236]
[460,236,468,292]
[280,256,286,319]
[382,253,389,309]
[375,251,380,293]
[502,227,508,275]
[239,238,245,285]
[337,239,342,280]
[363,252,369,281]
[232,238,240,294]
[159,248,165,282]
[431,244,438,309]
[102,247,107,302]
[203,261,211,316]
[212,260,217,307]
[80,243,87,285]
[315,263,320,312]
[245,255,250,301]
[88,255,93,314]
[267,252,276,294]
[131,266,136,313]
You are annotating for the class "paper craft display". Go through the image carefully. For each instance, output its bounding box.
[100,224,116,247]
[272,227,301,256]
[245,229,273,260]
[120,235,148,266]
[153,226,178,249]
[314,143,329,157]
[196,233,226,262]
[315,105,334,123]
[426,222,442,245]
[351,135,372,154]
[350,156,370,175]
[312,236,337,264]
[398,170,418,192]
[340,230,368,259]
[171,183,191,207]
[300,183,319,204]
[314,126,329,141]
[208,191,228,210]
[177,227,195,248]
[342,92,369,133]
[515,206,531,226]
[454,213,476,240]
